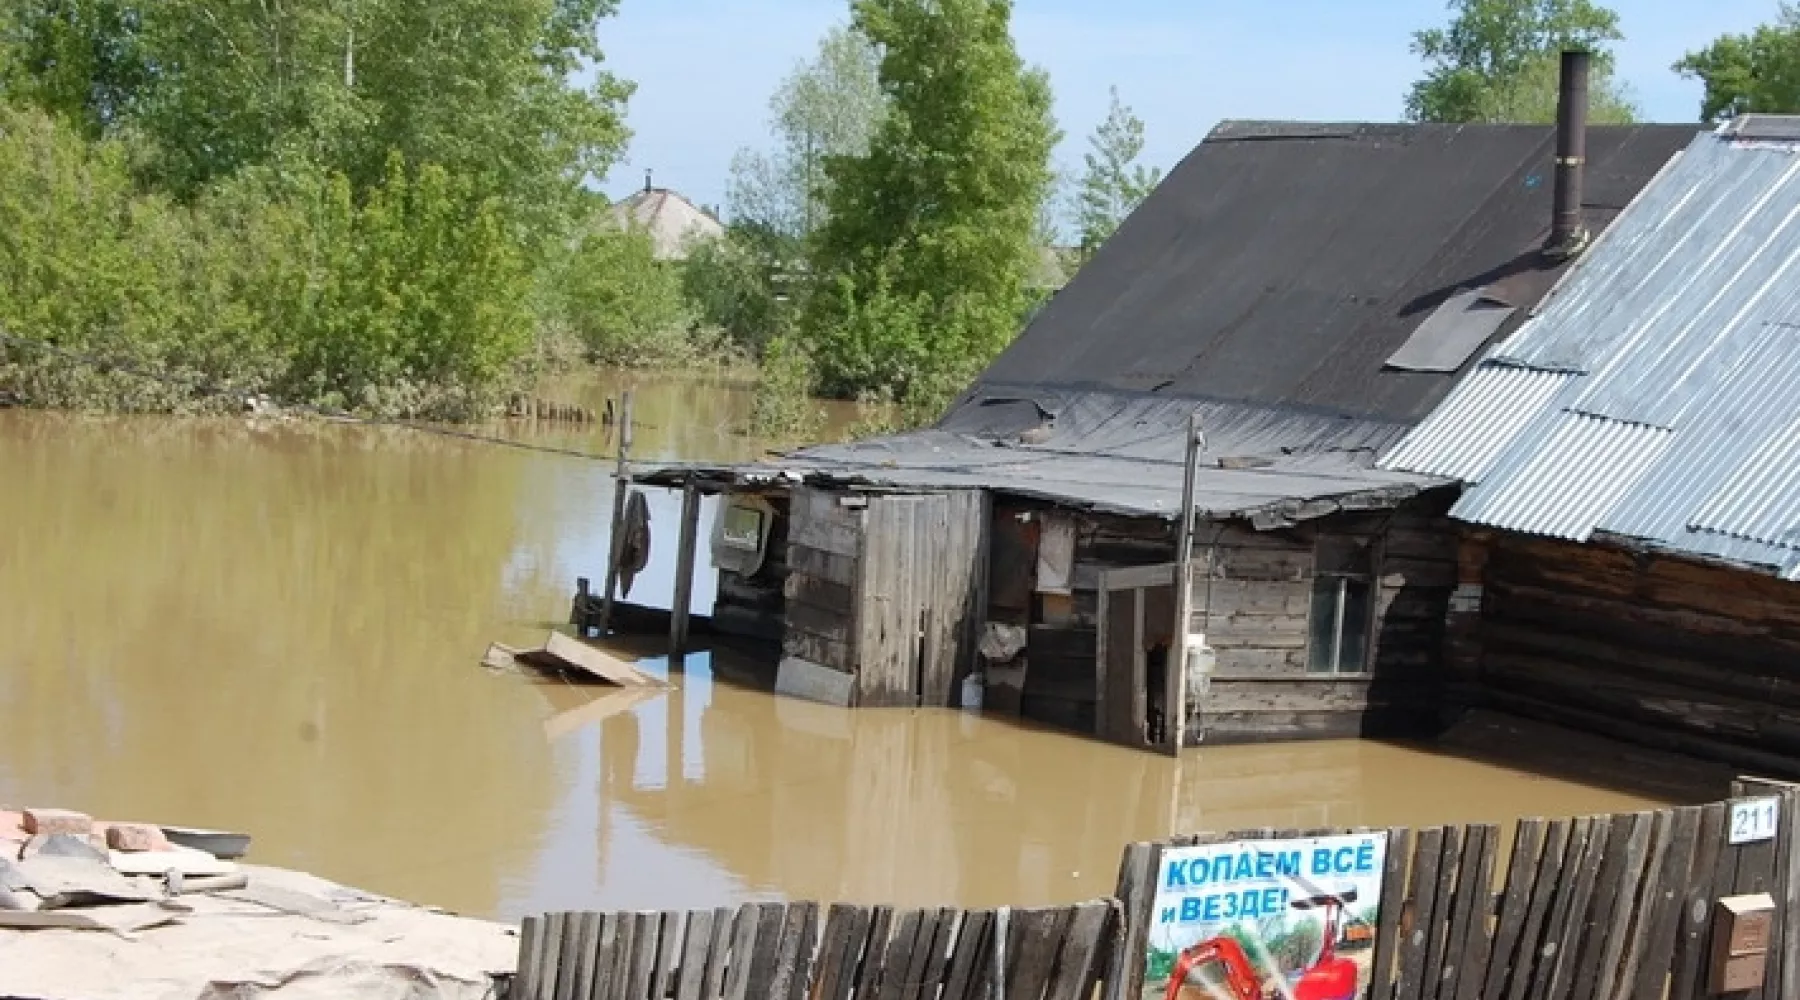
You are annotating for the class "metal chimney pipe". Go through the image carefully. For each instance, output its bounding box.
[1548,50,1590,257]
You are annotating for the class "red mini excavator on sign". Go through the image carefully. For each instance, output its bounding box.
[1161,887,1362,1000]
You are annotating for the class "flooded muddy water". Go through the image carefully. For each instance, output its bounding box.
[0,373,1670,923]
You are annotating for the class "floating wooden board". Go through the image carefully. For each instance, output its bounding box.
[485,633,666,688]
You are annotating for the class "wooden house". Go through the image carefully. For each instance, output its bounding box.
[1379,116,1800,778]
[632,58,1696,751]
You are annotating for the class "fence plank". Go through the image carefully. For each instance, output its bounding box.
[516,915,546,1000]
[1591,809,1656,1000]
[916,907,961,1000]
[1779,789,1800,1000]
[722,903,759,1000]
[1371,827,1413,1000]
[570,912,603,1000]
[855,907,896,999]
[1396,827,1448,1000]
[674,910,714,1000]
[1670,803,1726,1000]
[874,909,926,1000]
[700,907,735,1000]
[1476,818,1541,1000]
[1625,807,1700,1000]
[741,903,789,1000]
[1504,819,1570,1000]
[629,912,664,1000]
[812,904,869,1000]
[537,912,567,1000]
[1006,907,1071,1000]
[1544,814,1611,1000]
[1519,817,1587,1000]
[1104,842,1157,1000]
[941,910,994,1000]
[1420,826,1465,1000]
[769,902,818,1000]
[1437,824,1495,1000]
[592,912,623,1000]
[651,910,683,1000]
[1567,815,1635,1000]
[1044,900,1115,1000]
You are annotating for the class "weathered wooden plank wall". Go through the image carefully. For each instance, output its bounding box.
[513,898,1120,1000]
[1111,786,1799,1000]
[1181,498,1454,744]
[1476,534,1800,778]
[857,491,988,709]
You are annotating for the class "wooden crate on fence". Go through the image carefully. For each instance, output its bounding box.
[510,898,1121,1000]
[1110,779,1800,1000]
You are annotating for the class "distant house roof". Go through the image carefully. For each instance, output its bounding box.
[609,186,723,261]
[652,120,1696,522]
[1381,120,1800,578]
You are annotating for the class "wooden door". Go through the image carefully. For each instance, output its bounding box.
[1096,564,1175,748]
[856,491,988,708]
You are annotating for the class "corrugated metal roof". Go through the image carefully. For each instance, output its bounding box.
[1378,124,1800,579]
[1378,361,1574,482]
[1454,414,1672,541]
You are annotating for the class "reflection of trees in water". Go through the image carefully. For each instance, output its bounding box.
[0,414,560,917]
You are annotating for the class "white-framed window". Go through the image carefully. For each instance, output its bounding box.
[1308,538,1373,675]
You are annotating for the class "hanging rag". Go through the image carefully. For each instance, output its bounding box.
[618,489,651,598]
[1035,514,1076,595]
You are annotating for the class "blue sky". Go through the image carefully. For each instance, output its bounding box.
[595,0,1781,215]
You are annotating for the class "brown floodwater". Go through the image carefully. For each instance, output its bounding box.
[0,372,1672,924]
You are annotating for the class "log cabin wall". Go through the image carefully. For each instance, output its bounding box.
[1183,494,1457,745]
[1473,533,1800,777]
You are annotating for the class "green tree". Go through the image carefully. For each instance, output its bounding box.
[1406,0,1636,124]
[1,0,632,228]
[683,224,796,354]
[1076,87,1161,257]
[557,222,692,366]
[728,25,885,241]
[802,0,1059,400]
[1676,5,1800,121]
[0,0,150,139]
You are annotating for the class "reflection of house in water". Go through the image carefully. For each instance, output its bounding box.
[580,657,1592,910]
[622,56,1698,752]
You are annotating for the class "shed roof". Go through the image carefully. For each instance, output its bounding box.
[649,119,1695,522]
[1380,120,1800,578]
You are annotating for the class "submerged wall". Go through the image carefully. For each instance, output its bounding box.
[1470,533,1800,778]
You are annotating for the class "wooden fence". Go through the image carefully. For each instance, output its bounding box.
[1110,778,1800,1000]
[511,780,1800,1000]
[510,899,1120,1000]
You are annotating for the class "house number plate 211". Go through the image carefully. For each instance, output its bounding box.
[1729,797,1781,845]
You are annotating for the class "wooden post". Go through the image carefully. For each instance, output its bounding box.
[670,480,702,662]
[1164,411,1203,757]
[600,391,635,636]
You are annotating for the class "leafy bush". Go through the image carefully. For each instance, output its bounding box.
[681,226,795,356]
[751,336,825,441]
[0,105,534,417]
[557,222,695,367]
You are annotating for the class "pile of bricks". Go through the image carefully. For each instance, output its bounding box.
[0,807,171,860]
